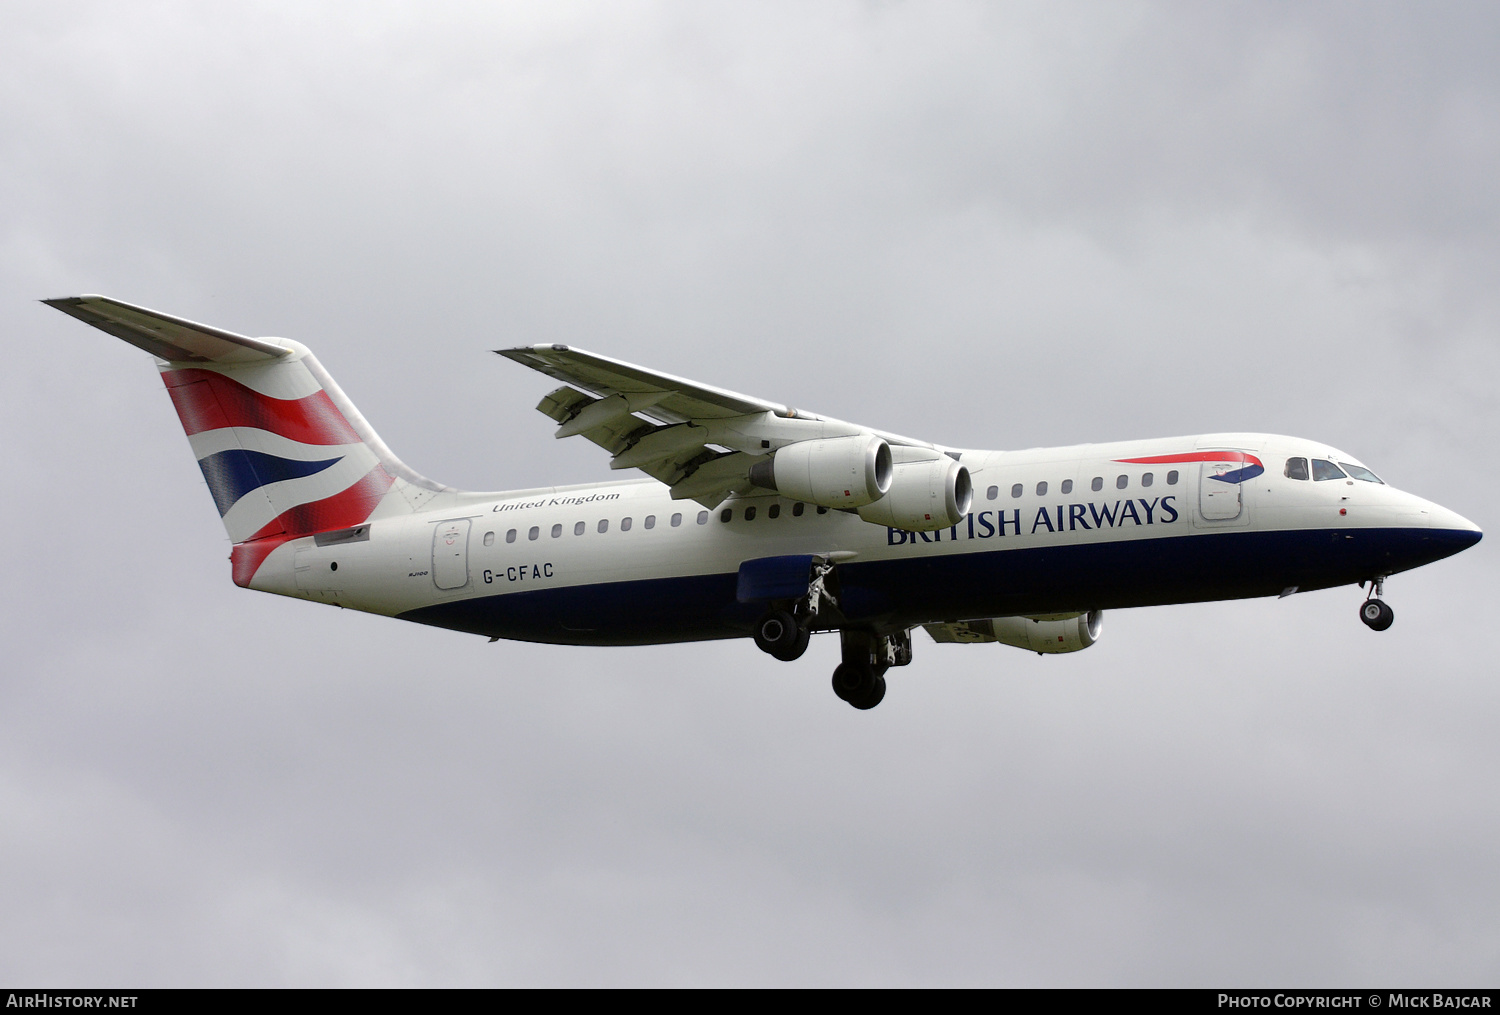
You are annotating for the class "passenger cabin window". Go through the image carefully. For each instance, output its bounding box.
[597,519,609,533]
[1036,481,1048,496]
[720,508,732,523]
[792,503,805,517]
[1142,473,1153,488]
[528,526,539,540]
[671,513,682,527]
[1285,458,1310,481]
[986,485,999,501]
[551,523,562,538]
[645,515,656,529]
[1312,459,1347,482]
[1116,475,1128,490]
[574,521,586,536]
[697,511,709,524]
[768,504,780,519]
[1061,480,1073,494]
[1011,484,1023,498]
[621,517,632,531]
[816,506,828,514]
[1167,470,1179,485]
[1091,477,1103,492]
[1342,463,1385,484]
[483,531,495,547]
[506,529,517,543]
[744,506,757,521]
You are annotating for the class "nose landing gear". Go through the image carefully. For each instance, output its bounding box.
[1359,576,1394,631]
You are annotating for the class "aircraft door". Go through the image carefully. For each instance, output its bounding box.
[432,519,471,590]
[1199,461,1244,520]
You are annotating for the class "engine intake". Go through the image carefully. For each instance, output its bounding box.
[857,457,972,531]
[748,435,891,508]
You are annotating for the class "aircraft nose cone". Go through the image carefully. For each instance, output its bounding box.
[1427,503,1482,553]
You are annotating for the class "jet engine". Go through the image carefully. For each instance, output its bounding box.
[857,456,972,531]
[748,434,892,508]
[925,611,1103,654]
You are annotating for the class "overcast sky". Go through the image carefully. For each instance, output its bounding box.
[2,0,1496,987]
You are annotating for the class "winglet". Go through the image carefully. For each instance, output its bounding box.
[43,295,291,364]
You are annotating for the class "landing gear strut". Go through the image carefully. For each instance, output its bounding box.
[1360,576,1394,632]
[751,557,839,663]
[746,557,914,710]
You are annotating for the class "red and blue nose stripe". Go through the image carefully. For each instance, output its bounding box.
[1114,451,1265,485]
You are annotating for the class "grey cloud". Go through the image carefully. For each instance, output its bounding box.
[2,0,1496,986]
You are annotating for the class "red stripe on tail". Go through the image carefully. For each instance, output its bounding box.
[162,368,360,445]
[229,465,396,587]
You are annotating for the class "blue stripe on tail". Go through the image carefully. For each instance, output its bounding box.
[197,449,343,515]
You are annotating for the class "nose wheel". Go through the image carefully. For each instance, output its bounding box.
[1359,576,1394,631]
[1360,598,1394,631]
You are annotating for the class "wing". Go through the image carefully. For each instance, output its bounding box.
[496,345,944,508]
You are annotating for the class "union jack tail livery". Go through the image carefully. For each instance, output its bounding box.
[44,296,450,587]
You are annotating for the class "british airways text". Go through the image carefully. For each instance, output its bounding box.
[888,496,1179,545]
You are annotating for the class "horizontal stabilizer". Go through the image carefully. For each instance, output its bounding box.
[43,295,290,364]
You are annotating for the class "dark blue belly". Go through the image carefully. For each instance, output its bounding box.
[397,526,1478,645]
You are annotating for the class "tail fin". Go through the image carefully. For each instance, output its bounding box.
[45,295,452,586]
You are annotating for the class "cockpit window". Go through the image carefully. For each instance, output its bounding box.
[1311,459,1347,482]
[1284,457,1309,481]
[1341,463,1384,484]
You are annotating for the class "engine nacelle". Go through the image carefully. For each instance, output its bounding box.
[748,435,892,509]
[857,457,972,531]
[925,611,1102,654]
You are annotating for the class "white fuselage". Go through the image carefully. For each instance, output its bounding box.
[249,432,1480,645]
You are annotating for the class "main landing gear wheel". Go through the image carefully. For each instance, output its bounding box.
[1360,598,1394,631]
[753,609,809,661]
[832,662,887,710]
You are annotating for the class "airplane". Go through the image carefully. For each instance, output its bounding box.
[45,295,1483,710]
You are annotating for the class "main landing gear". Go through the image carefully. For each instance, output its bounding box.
[752,608,810,661]
[832,629,912,710]
[1359,576,1394,632]
[750,556,912,710]
[751,556,837,663]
